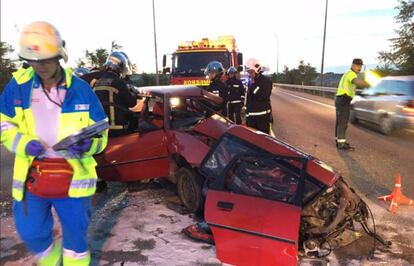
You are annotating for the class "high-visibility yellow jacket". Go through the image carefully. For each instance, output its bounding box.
[336,70,358,98]
[0,67,108,201]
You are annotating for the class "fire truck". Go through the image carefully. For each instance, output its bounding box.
[163,35,243,87]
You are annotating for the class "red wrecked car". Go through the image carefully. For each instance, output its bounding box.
[193,126,389,265]
[95,85,232,212]
[95,85,389,265]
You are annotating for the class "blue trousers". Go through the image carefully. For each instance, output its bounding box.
[13,191,91,255]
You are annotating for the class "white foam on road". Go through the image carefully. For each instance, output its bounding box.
[279,90,335,110]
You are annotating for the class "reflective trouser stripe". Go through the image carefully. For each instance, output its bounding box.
[337,139,346,143]
[63,252,91,266]
[230,100,242,103]
[253,86,260,94]
[37,242,62,266]
[70,179,96,189]
[246,109,271,116]
[11,132,23,153]
[63,248,89,259]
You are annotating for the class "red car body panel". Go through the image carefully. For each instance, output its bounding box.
[227,126,340,186]
[205,190,300,266]
[192,115,233,140]
[167,131,210,167]
[96,130,170,182]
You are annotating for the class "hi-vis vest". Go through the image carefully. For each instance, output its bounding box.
[336,70,358,98]
[0,67,108,201]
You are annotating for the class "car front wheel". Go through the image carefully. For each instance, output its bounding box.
[176,167,204,213]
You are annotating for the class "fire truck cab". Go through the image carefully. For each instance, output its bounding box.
[163,35,243,87]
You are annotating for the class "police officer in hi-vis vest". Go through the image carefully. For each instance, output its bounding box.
[0,21,108,266]
[335,58,368,150]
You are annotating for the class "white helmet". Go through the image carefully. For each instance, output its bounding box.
[18,21,68,62]
[245,58,262,73]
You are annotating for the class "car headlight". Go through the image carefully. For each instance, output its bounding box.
[170,97,180,108]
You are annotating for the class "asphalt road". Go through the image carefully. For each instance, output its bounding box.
[270,88,414,200]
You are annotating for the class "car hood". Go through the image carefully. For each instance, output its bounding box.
[192,114,233,140]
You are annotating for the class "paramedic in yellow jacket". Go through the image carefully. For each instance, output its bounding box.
[0,21,108,266]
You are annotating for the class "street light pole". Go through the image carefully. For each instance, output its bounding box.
[152,0,160,85]
[320,0,328,86]
[274,34,279,82]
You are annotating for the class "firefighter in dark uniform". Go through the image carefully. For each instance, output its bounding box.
[82,51,137,137]
[335,58,368,150]
[205,61,228,116]
[245,58,272,134]
[225,67,245,124]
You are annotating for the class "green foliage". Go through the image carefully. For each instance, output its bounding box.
[374,64,398,77]
[0,42,17,94]
[82,48,109,69]
[274,61,318,85]
[379,0,414,75]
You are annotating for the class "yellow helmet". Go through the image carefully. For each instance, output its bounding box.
[18,21,68,62]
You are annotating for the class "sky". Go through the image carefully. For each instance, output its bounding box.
[1,0,399,74]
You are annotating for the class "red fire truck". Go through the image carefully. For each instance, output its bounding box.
[163,35,243,87]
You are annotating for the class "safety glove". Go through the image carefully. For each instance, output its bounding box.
[25,140,45,157]
[67,139,92,156]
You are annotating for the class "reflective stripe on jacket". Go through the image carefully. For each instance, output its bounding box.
[0,67,108,201]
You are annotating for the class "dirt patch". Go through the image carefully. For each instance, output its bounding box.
[132,238,156,250]
[0,241,28,264]
[98,250,148,265]
[0,191,13,218]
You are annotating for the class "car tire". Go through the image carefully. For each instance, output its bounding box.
[176,167,204,213]
[349,108,358,124]
[379,116,393,135]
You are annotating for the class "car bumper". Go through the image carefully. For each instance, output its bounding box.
[393,114,414,130]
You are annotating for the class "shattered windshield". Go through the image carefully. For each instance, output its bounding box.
[200,134,324,205]
[172,52,230,76]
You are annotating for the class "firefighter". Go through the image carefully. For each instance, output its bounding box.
[225,67,245,124]
[0,21,108,266]
[245,58,273,134]
[204,61,228,116]
[82,51,137,137]
[335,58,368,150]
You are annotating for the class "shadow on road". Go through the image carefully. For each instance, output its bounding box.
[337,151,389,205]
[88,182,129,266]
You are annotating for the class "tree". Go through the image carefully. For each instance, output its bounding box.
[275,61,318,85]
[84,48,109,69]
[0,42,17,94]
[378,0,414,74]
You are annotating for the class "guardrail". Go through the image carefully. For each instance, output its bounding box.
[273,83,362,99]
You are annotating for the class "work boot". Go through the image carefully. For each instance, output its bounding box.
[337,142,354,151]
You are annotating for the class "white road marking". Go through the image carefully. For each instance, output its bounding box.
[278,91,335,110]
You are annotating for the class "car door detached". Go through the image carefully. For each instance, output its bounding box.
[205,155,306,266]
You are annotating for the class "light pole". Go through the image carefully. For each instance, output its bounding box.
[152,0,160,85]
[320,0,328,86]
[274,34,280,82]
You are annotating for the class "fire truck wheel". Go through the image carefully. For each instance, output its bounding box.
[176,167,204,213]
